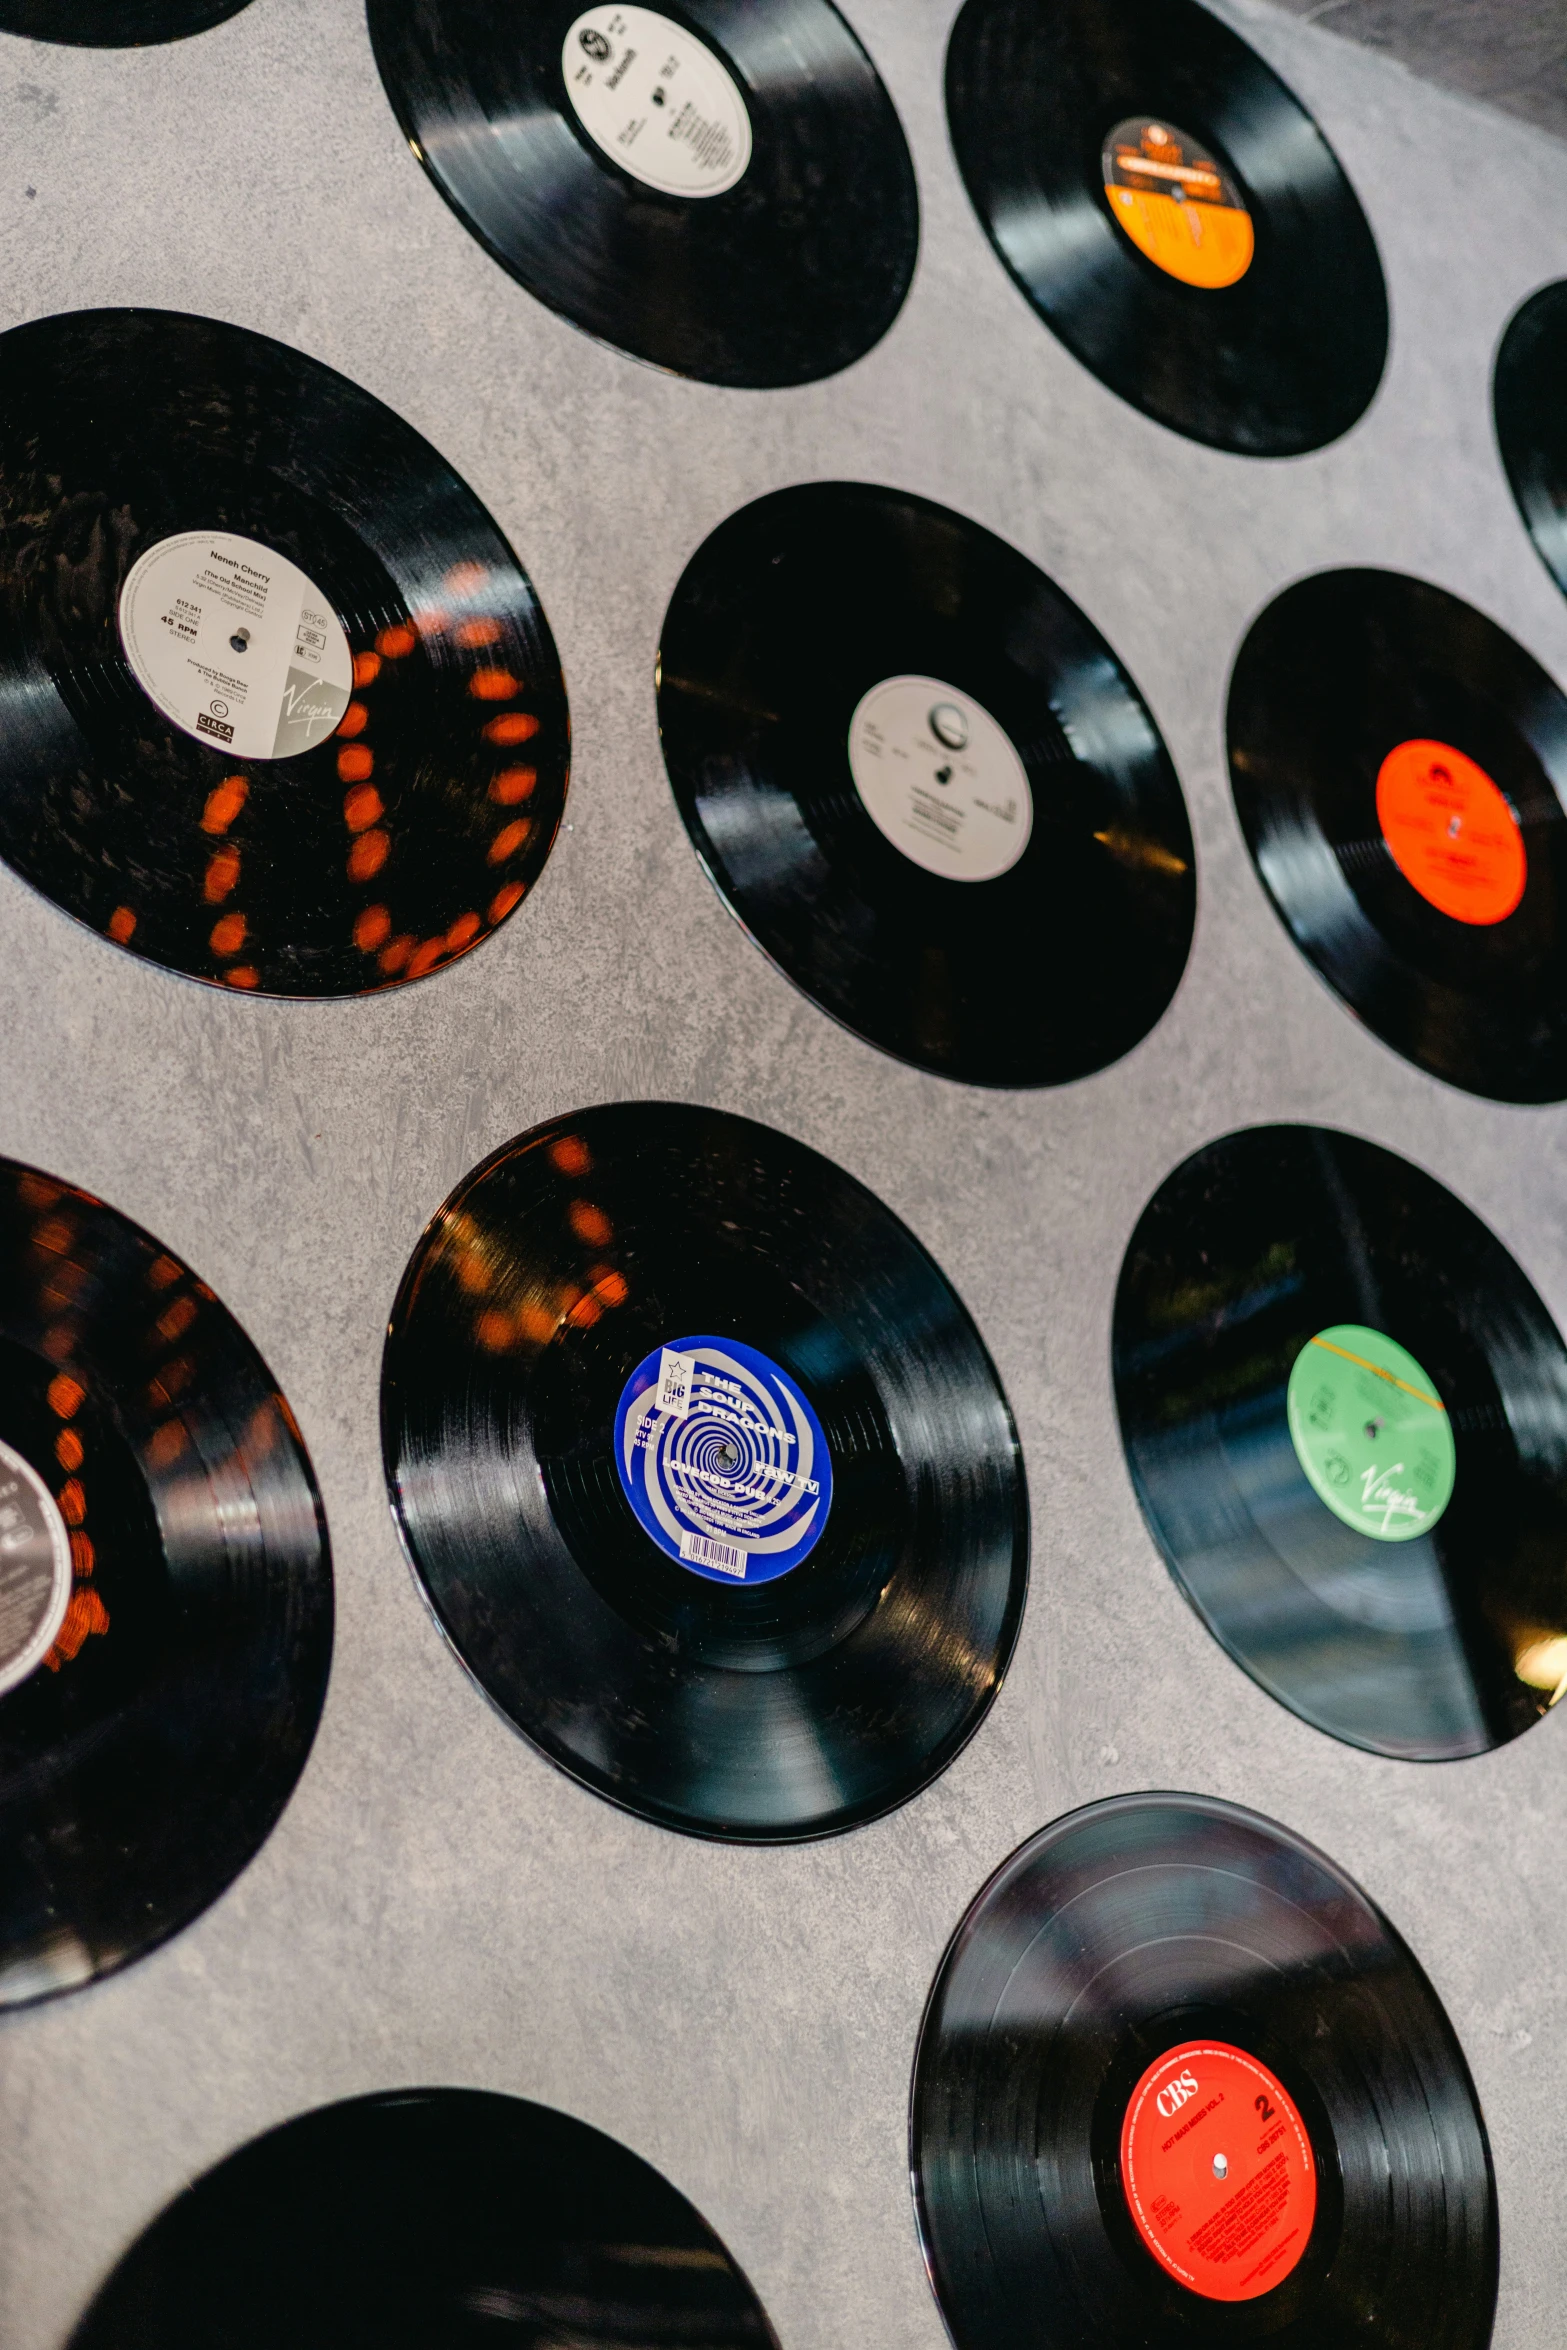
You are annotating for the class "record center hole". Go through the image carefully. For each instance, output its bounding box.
[712,1442,740,1475]
[1213,2153,1229,2180]
[229,628,251,654]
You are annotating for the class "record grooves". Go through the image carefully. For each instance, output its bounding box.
[366,0,919,388]
[911,1793,1498,2350]
[0,1156,332,2010]
[658,482,1195,1087]
[1495,279,1567,605]
[0,0,253,40]
[381,1100,1027,1841]
[70,2089,779,2349]
[0,308,569,998]
[1228,567,1567,1102]
[1113,1122,1567,1760]
[945,0,1387,455]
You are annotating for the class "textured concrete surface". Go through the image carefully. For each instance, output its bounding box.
[1269,0,1567,142]
[0,2,1565,2345]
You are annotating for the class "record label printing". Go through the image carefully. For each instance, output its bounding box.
[119,531,353,761]
[1119,2041,1316,2301]
[614,1335,832,1584]
[846,675,1033,882]
[0,1436,74,1701]
[1375,738,1526,925]
[562,6,753,197]
[1101,118,1254,290]
[1286,1325,1456,1542]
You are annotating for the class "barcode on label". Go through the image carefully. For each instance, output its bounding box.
[680,1531,748,1578]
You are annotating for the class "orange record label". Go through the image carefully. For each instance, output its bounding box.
[1120,2041,1316,2302]
[1102,117,1254,289]
[1376,739,1526,925]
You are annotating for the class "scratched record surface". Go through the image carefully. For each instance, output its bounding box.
[945,0,1386,456]
[0,0,253,40]
[382,1101,1027,1840]
[1112,1122,1567,1761]
[69,2088,779,2349]
[658,483,1195,1087]
[911,1792,1497,2350]
[365,0,918,389]
[0,1158,331,2011]
[0,308,568,997]
[1229,568,1567,1102]
[1495,279,1567,605]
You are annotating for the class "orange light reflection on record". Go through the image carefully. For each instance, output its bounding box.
[489,766,536,805]
[550,1136,592,1178]
[107,906,137,944]
[483,713,538,747]
[55,1428,83,1472]
[348,831,390,882]
[489,882,525,924]
[354,905,392,953]
[47,1374,84,1419]
[344,784,384,833]
[202,777,248,834]
[488,820,531,864]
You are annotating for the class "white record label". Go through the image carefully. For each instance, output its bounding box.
[847,674,1034,882]
[118,529,353,763]
[0,1437,73,1699]
[563,6,752,199]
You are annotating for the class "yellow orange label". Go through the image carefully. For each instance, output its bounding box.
[1102,117,1253,290]
[1376,738,1526,926]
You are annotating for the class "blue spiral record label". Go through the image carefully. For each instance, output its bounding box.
[614,1336,832,1585]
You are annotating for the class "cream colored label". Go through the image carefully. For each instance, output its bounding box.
[0,1438,73,1698]
[563,6,752,198]
[848,675,1033,882]
[118,530,352,762]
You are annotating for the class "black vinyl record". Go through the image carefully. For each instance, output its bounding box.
[69,2087,778,2348]
[1113,1123,1567,1761]
[365,0,918,389]
[0,0,251,38]
[0,1157,332,2010]
[658,482,1195,1087]
[945,0,1387,456]
[1228,568,1567,1102]
[382,1100,1027,1840]
[1495,279,1567,604]
[0,308,568,997]
[911,1792,1498,2350]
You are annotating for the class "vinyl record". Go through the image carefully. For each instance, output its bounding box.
[69,2087,778,2348]
[1495,279,1567,604]
[0,1157,331,2010]
[658,482,1195,1087]
[945,0,1387,456]
[382,1100,1027,1840]
[366,0,918,389]
[0,307,568,997]
[1228,568,1567,1102]
[1113,1122,1567,1760]
[911,1792,1498,2350]
[0,0,252,37]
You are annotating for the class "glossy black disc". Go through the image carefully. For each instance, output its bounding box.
[912,1793,1497,2350]
[1495,278,1567,604]
[0,0,252,37]
[365,0,918,388]
[0,307,568,996]
[0,1157,332,2010]
[658,482,1195,1086]
[381,1100,1027,1840]
[945,0,1387,455]
[69,2087,778,2348]
[1229,567,1567,1102]
[1113,1122,1567,1760]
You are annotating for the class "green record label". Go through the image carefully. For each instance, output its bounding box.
[1286,1324,1455,1543]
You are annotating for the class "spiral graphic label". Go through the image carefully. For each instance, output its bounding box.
[614,1335,832,1584]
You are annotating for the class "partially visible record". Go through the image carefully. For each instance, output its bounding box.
[912,1793,1497,2350]
[658,482,1195,1087]
[69,2087,778,2349]
[1228,567,1567,1101]
[0,308,568,996]
[366,0,918,389]
[1113,1122,1567,1760]
[945,0,1387,455]
[0,1156,331,2010]
[382,1100,1026,1840]
[1495,279,1567,603]
[0,0,252,37]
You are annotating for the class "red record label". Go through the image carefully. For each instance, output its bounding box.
[1375,738,1526,925]
[1120,2041,1316,2302]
